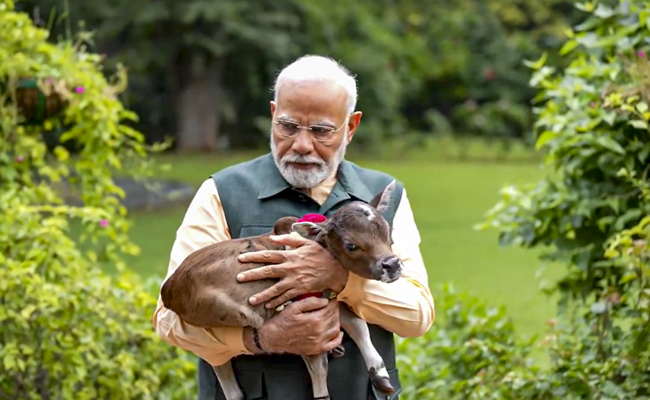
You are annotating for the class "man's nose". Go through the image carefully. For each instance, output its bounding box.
[291,129,314,155]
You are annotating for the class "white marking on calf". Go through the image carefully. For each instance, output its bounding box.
[339,305,390,387]
[358,203,375,221]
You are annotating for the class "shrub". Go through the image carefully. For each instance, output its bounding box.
[0,1,195,398]
[398,1,650,398]
[396,283,541,400]
[476,0,650,397]
[398,223,650,399]
[532,217,650,399]
[479,0,650,311]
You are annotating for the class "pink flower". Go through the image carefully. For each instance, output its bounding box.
[100,219,109,227]
[16,156,24,163]
[638,51,646,58]
[75,86,85,93]
[297,213,327,223]
[590,102,596,108]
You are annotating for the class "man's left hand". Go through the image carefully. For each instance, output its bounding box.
[236,234,349,309]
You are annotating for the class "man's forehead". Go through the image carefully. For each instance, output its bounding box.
[276,111,335,125]
[275,79,348,118]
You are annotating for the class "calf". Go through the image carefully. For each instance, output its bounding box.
[160,181,403,400]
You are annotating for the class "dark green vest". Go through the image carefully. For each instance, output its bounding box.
[198,153,404,400]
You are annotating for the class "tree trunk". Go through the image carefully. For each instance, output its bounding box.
[176,56,223,152]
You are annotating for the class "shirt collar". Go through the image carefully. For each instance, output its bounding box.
[257,152,374,204]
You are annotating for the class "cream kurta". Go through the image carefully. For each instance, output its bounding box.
[153,173,435,367]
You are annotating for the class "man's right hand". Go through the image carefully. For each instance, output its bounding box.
[243,297,342,356]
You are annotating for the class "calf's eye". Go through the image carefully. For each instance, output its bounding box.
[345,243,358,252]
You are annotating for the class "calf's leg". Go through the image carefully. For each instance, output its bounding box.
[212,360,244,400]
[301,353,330,400]
[339,303,393,394]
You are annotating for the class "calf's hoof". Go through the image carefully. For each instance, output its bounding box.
[329,345,345,358]
[371,376,395,394]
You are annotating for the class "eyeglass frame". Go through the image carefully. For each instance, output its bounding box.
[272,115,349,143]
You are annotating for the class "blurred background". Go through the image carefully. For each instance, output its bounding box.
[18,0,583,155]
[9,0,650,397]
[13,0,587,339]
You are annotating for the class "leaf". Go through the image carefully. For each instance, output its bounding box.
[54,146,69,162]
[603,112,617,126]
[20,305,36,319]
[598,216,616,231]
[523,51,548,70]
[636,102,649,113]
[576,2,595,12]
[560,40,579,55]
[3,354,16,370]
[620,272,637,284]
[596,137,626,154]
[536,131,557,149]
[615,209,644,231]
[590,301,607,314]
[639,145,650,163]
[629,120,649,130]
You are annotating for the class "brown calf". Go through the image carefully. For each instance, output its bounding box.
[160,181,403,400]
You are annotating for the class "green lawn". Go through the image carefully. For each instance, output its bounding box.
[123,139,561,339]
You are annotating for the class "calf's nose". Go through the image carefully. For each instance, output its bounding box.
[381,256,402,275]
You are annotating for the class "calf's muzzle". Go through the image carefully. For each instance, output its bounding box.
[374,255,402,283]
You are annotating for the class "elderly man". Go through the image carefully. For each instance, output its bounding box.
[153,55,434,400]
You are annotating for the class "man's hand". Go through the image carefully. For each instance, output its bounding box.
[237,233,349,309]
[243,297,343,356]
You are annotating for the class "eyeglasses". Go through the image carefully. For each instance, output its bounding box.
[273,117,348,143]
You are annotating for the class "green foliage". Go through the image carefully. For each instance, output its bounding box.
[0,1,195,398]
[397,2,650,398]
[517,217,650,399]
[480,0,650,305]
[20,0,579,153]
[397,284,540,400]
[399,222,650,398]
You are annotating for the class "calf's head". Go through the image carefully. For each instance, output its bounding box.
[287,180,403,283]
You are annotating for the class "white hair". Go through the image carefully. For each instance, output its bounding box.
[272,55,358,115]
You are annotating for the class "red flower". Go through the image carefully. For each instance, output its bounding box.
[297,213,327,223]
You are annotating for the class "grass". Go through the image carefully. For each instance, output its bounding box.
[121,137,562,341]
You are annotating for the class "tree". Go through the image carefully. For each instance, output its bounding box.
[24,0,316,151]
[0,2,196,397]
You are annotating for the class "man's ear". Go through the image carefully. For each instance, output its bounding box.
[291,222,327,240]
[369,180,396,214]
[345,111,363,143]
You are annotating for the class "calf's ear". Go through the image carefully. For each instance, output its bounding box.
[274,216,299,235]
[369,180,396,214]
[292,222,328,240]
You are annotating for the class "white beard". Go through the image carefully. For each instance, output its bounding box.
[270,132,347,189]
